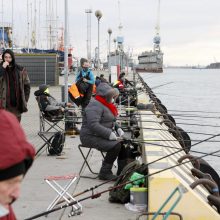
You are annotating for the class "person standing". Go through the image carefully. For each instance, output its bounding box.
[0,49,31,122]
[0,110,35,220]
[75,58,95,109]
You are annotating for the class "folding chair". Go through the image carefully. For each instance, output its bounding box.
[36,96,64,133]
[44,174,82,215]
[35,97,79,156]
[78,144,105,179]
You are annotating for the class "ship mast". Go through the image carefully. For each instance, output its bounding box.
[153,0,161,52]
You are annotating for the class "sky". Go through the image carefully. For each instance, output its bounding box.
[1,0,220,66]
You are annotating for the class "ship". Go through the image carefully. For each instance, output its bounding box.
[136,0,163,73]
[136,48,163,73]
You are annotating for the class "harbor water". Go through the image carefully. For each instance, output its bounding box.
[141,68,220,175]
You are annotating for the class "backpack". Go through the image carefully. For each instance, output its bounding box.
[47,132,65,156]
[76,71,91,94]
[109,160,148,204]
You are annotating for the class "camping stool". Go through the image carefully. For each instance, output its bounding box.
[44,174,82,215]
[78,144,105,179]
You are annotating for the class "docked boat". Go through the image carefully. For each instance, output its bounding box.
[136,0,163,73]
[136,49,163,73]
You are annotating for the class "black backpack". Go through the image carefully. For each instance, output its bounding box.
[76,71,91,94]
[109,160,148,204]
[47,132,65,156]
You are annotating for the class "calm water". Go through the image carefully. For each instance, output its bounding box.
[141,68,220,174]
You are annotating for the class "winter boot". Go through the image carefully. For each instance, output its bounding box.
[116,160,127,176]
[98,162,117,180]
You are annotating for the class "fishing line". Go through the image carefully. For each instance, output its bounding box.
[24,133,220,220]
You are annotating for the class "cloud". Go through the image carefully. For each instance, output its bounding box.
[1,0,220,65]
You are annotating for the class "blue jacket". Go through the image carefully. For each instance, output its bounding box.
[75,69,95,85]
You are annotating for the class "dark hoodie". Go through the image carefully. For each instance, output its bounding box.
[0,110,35,220]
[0,49,30,114]
[1,50,19,107]
[34,86,66,112]
[1,49,16,68]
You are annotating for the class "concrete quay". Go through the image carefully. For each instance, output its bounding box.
[14,73,139,220]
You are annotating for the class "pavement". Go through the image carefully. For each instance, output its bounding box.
[13,72,139,220]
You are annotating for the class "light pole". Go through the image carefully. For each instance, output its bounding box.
[85,9,92,60]
[95,10,102,74]
[64,0,69,103]
[113,38,117,73]
[107,28,112,83]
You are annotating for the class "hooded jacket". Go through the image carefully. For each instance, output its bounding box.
[34,88,66,112]
[80,83,120,152]
[0,49,31,113]
[0,110,35,220]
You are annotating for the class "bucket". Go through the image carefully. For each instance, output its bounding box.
[130,187,147,206]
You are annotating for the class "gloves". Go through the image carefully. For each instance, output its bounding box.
[109,132,117,140]
[117,128,124,137]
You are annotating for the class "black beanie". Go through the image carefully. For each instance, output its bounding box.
[0,161,25,181]
[39,84,49,92]
[0,157,33,181]
[80,58,88,67]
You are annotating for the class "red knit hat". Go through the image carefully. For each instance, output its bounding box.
[0,110,35,181]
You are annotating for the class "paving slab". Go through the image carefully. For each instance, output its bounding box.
[13,73,139,220]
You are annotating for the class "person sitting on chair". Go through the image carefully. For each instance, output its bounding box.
[113,72,133,90]
[34,84,80,135]
[80,83,127,180]
[100,74,108,83]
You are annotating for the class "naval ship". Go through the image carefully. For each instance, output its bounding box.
[136,0,163,73]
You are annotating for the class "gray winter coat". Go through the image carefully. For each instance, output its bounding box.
[80,83,120,152]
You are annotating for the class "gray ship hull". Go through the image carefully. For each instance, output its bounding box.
[137,51,163,73]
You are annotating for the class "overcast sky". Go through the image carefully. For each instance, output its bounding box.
[2,0,220,66]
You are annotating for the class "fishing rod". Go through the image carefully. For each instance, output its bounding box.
[145,75,162,80]
[125,139,220,143]
[119,112,220,121]
[168,109,220,114]
[149,81,174,90]
[152,92,182,98]
[24,133,220,220]
[125,112,220,120]
[130,139,220,158]
[56,130,220,207]
[117,118,220,128]
[136,126,217,136]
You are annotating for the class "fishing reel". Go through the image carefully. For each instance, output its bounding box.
[68,207,82,217]
[131,126,141,139]
[122,139,142,159]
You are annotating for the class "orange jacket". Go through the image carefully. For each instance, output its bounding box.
[68,83,84,98]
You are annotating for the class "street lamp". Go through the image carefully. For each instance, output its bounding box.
[107,28,112,83]
[95,10,102,74]
[113,38,117,76]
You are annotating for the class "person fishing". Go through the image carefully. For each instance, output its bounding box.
[75,58,95,109]
[80,83,127,180]
[34,84,80,135]
[0,110,35,220]
[113,72,133,90]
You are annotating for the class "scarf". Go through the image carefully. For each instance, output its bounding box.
[95,95,118,116]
